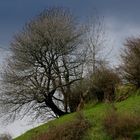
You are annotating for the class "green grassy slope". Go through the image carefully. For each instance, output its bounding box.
[14,95,140,140]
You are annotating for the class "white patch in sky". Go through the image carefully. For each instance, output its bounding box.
[0,119,44,138]
[104,17,140,66]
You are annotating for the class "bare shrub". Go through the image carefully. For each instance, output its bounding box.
[69,77,100,112]
[91,65,121,102]
[0,133,12,140]
[32,113,90,140]
[103,110,140,139]
[69,79,90,112]
[69,65,120,112]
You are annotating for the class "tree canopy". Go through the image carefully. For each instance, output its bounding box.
[0,7,85,121]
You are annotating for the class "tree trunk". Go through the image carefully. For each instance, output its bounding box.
[44,89,67,117]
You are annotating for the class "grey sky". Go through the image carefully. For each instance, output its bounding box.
[0,0,140,137]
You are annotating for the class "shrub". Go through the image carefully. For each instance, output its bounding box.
[91,65,121,102]
[120,37,140,88]
[69,65,121,113]
[0,133,12,140]
[115,84,137,102]
[69,78,96,112]
[32,113,91,140]
[68,87,82,112]
[103,110,140,139]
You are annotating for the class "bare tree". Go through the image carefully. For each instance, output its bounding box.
[63,15,110,112]
[121,37,140,88]
[0,7,85,121]
[85,15,107,73]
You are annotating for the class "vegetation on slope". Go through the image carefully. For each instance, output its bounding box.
[14,93,140,140]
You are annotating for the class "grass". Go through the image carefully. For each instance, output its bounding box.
[14,114,75,140]
[103,110,140,139]
[32,112,91,140]
[14,95,140,140]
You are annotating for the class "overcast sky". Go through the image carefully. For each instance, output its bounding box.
[1,0,140,138]
[1,0,140,47]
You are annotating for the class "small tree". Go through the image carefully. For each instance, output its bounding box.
[85,15,108,74]
[121,37,140,88]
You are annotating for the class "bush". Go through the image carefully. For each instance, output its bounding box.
[69,78,93,112]
[69,78,102,112]
[69,66,121,113]
[69,65,120,112]
[115,84,137,102]
[103,110,140,139]
[90,65,121,102]
[32,113,91,140]
[121,37,140,88]
[0,133,12,140]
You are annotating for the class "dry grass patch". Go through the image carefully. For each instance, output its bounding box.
[32,112,91,140]
[103,110,140,140]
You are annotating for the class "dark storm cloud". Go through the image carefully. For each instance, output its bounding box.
[0,0,140,49]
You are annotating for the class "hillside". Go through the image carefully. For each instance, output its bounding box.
[14,94,140,140]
